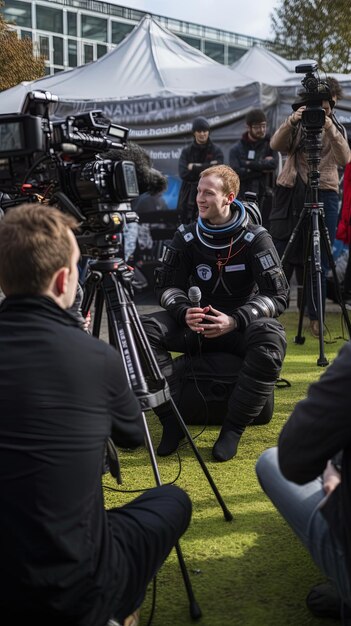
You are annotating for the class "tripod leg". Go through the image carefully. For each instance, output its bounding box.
[168,398,233,522]
[141,411,202,620]
[309,208,328,366]
[294,233,310,345]
[103,274,234,521]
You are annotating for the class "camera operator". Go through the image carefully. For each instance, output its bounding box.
[256,340,351,622]
[0,203,191,626]
[141,165,288,463]
[270,77,350,337]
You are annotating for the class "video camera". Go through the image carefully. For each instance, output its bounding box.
[0,90,140,256]
[294,63,332,130]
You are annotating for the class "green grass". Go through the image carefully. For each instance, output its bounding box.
[103,311,349,626]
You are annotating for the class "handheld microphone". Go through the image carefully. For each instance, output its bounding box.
[188,286,202,338]
[188,286,202,308]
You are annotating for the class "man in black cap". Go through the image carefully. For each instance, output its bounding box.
[177,116,224,223]
[229,108,279,228]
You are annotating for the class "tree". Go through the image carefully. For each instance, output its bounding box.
[0,4,45,91]
[271,0,351,73]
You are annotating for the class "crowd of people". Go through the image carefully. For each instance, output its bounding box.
[177,81,351,338]
[0,74,350,625]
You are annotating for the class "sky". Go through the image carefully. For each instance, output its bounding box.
[109,0,279,40]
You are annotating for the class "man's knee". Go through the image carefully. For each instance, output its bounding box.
[244,319,287,379]
[256,446,279,491]
[144,484,192,535]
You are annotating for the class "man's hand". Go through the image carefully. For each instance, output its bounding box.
[324,116,332,130]
[200,305,236,338]
[185,306,206,332]
[323,460,341,496]
[289,106,305,126]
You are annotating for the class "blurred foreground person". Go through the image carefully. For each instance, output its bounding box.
[256,342,351,622]
[0,203,191,626]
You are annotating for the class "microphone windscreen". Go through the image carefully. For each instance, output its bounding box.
[188,286,202,307]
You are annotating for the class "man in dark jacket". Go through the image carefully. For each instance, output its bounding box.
[229,108,279,228]
[177,116,224,223]
[256,343,351,621]
[0,203,192,626]
[143,165,288,462]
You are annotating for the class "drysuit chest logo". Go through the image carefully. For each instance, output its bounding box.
[196,264,212,281]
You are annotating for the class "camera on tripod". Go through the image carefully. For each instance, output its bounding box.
[294,63,332,130]
[0,90,140,256]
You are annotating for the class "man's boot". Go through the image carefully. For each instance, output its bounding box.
[212,376,276,462]
[212,424,244,462]
[156,411,185,457]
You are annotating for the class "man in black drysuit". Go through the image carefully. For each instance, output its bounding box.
[142,164,288,462]
[177,116,224,224]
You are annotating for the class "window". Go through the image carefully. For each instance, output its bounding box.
[53,36,63,66]
[67,12,77,37]
[68,39,77,66]
[178,35,201,50]
[36,6,63,34]
[204,41,224,64]
[83,43,94,64]
[228,46,245,65]
[39,35,50,60]
[97,44,107,58]
[2,0,31,28]
[20,29,32,41]
[81,15,107,41]
[111,21,133,45]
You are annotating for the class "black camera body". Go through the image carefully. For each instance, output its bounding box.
[0,91,140,256]
[294,63,331,130]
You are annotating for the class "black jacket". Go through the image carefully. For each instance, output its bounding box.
[278,341,351,583]
[177,139,224,220]
[229,132,278,204]
[0,296,144,625]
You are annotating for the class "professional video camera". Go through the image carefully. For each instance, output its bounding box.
[0,90,142,257]
[294,62,332,130]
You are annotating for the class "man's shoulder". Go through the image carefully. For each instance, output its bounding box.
[177,222,197,243]
[230,138,244,150]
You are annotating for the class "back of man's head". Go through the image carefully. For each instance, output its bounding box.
[245,109,267,126]
[0,203,78,296]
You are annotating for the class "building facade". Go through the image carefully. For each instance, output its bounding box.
[1,0,271,75]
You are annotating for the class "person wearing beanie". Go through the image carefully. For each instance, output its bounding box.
[229,108,279,228]
[177,116,224,223]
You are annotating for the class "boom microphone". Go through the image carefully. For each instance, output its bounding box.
[188,286,202,308]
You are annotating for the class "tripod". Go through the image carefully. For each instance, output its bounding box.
[81,253,233,619]
[281,142,351,366]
